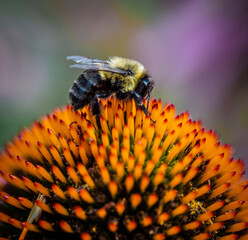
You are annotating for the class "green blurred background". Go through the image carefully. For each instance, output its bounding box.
[0,0,248,171]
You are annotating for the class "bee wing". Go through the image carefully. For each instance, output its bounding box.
[67,55,127,75]
[67,56,109,65]
[69,64,127,74]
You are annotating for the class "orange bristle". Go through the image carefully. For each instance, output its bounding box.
[142,115,151,136]
[8,218,23,229]
[184,221,201,231]
[52,165,67,183]
[145,160,155,176]
[96,154,105,168]
[59,120,71,140]
[60,220,74,233]
[115,113,122,133]
[50,145,64,168]
[196,184,211,198]
[219,235,238,240]
[209,183,230,199]
[221,200,245,213]
[9,174,29,191]
[199,164,220,184]
[101,131,110,149]
[63,148,76,167]
[99,144,108,161]
[17,197,33,209]
[67,166,80,183]
[206,200,225,212]
[101,167,110,184]
[166,226,181,236]
[116,161,125,179]
[193,233,210,240]
[58,133,69,149]
[35,200,53,214]
[163,189,177,203]
[34,182,50,197]
[169,173,183,188]
[128,112,134,137]
[38,220,55,231]
[1,193,24,209]
[116,104,124,127]
[215,212,237,222]
[80,232,92,240]
[125,174,135,192]
[153,172,165,187]
[142,216,153,227]
[53,202,69,216]
[152,147,163,164]
[79,189,94,204]
[140,175,150,192]
[36,165,53,182]
[121,147,129,164]
[67,138,79,158]
[130,193,142,209]
[147,193,158,208]
[37,141,53,164]
[108,219,118,232]
[172,204,188,216]
[226,222,248,233]
[207,222,224,232]
[74,205,87,220]
[135,107,143,128]
[24,160,42,180]
[158,212,169,224]
[153,233,166,240]
[68,186,80,201]
[115,201,126,216]
[182,191,197,204]
[133,163,143,180]
[125,219,137,232]
[100,115,110,135]
[134,125,142,143]
[182,167,198,185]
[197,212,214,222]
[108,180,118,198]
[21,222,40,232]
[97,208,107,219]
[127,155,135,173]
[52,184,66,200]
[137,150,146,166]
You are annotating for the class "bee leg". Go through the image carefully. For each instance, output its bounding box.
[90,97,101,129]
[130,91,155,123]
[96,90,112,99]
[146,90,151,111]
[117,91,155,123]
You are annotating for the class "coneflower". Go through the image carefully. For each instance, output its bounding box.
[0,97,247,240]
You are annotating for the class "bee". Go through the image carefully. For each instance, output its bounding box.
[67,56,154,125]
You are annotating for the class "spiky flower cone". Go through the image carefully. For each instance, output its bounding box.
[0,97,248,240]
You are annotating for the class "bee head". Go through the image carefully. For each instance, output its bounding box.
[109,57,154,97]
[110,57,147,81]
[135,76,154,99]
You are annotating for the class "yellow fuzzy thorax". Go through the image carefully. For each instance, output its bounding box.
[99,56,147,92]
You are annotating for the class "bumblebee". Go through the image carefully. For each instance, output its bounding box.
[67,56,154,123]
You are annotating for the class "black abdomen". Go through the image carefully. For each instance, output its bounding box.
[69,71,102,110]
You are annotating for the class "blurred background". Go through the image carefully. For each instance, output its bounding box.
[0,0,248,172]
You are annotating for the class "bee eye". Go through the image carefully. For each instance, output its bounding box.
[126,70,133,76]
